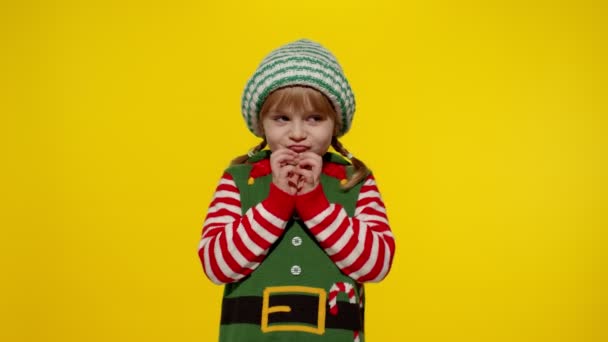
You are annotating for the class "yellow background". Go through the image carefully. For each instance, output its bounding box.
[2,0,606,341]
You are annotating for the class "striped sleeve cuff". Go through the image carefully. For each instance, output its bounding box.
[262,182,296,220]
[295,184,330,220]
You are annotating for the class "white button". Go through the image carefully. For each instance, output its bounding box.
[290,265,302,276]
[291,236,302,247]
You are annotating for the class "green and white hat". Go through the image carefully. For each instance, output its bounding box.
[241,39,356,137]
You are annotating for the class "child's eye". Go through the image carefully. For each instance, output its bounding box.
[307,115,324,122]
[273,115,290,122]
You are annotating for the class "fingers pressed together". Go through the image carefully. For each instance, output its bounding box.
[270,149,322,196]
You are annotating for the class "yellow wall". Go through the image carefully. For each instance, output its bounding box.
[2,0,606,341]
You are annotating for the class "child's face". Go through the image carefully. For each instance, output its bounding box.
[261,108,335,156]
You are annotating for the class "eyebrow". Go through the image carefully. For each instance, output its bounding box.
[264,110,329,117]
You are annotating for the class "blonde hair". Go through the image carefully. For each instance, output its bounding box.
[231,86,368,189]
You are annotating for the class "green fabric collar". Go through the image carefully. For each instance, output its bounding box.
[247,149,351,165]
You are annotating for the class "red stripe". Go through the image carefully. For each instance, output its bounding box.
[231,223,259,263]
[204,208,240,224]
[206,237,235,283]
[198,246,210,277]
[252,205,283,238]
[216,183,238,192]
[341,227,374,276]
[358,236,387,282]
[319,217,349,250]
[201,225,222,240]
[209,195,240,208]
[359,184,378,192]
[309,205,340,236]
[356,196,384,208]
[240,213,267,252]
[330,220,360,263]
[217,226,244,276]
[358,205,388,219]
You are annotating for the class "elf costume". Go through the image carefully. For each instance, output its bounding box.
[198,39,395,342]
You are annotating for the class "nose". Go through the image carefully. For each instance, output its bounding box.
[289,121,306,141]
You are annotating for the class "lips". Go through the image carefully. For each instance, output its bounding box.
[288,145,309,153]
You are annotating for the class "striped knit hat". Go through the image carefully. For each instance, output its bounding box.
[241,39,356,137]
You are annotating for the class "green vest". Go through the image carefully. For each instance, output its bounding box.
[219,151,367,342]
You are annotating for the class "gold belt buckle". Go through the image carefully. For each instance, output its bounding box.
[261,285,327,335]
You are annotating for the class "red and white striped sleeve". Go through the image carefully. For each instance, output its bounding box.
[198,172,295,284]
[295,174,395,283]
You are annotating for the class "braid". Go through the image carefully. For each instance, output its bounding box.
[230,139,267,166]
[331,137,369,189]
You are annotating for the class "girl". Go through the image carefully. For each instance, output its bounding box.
[198,39,395,342]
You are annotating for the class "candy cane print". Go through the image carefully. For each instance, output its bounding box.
[328,282,356,315]
[329,282,360,342]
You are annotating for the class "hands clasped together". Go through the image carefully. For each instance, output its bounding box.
[270,149,323,196]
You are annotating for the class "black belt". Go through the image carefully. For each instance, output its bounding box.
[221,294,363,332]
